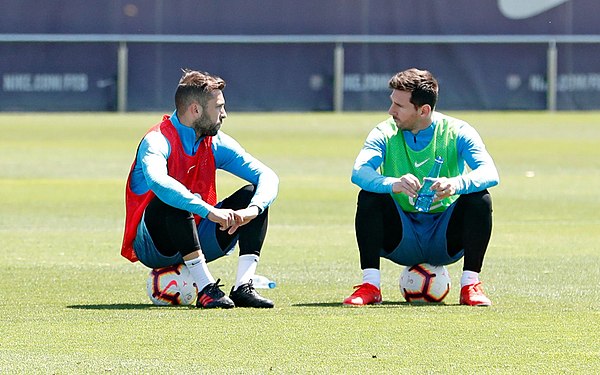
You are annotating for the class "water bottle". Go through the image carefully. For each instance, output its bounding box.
[414,156,444,213]
[251,275,277,289]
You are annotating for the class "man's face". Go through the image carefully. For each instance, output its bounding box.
[192,90,227,137]
[388,89,421,133]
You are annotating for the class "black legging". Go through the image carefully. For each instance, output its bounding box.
[355,189,492,272]
[144,184,268,258]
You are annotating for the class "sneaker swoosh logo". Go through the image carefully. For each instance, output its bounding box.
[498,0,570,20]
[414,159,429,168]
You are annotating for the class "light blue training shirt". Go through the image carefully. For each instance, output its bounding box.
[352,115,499,195]
[129,111,279,218]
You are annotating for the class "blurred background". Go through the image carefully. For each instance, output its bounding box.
[1,0,599,112]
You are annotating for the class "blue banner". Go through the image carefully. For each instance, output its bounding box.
[0,43,118,111]
[1,0,599,111]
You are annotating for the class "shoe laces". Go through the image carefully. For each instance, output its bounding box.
[467,282,484,293]
[237,279,257,294]
[202,278,226,298]
[350,283,378,297]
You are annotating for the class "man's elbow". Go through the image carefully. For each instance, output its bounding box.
[271,172,280,193]
[264,169,280,194]
[491,169,500,187]
[351,167,361,186]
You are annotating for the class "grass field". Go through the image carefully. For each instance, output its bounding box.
[1,111,599,374]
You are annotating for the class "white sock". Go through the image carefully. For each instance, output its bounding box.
[362,268,381,289]
[184,255,215,292]
[234,254,259,291]
[460,270,480,287]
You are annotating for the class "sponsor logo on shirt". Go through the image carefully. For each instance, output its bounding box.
[414,159,430,168]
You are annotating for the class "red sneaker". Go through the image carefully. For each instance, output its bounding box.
[343,283,382,306]
[459,282,492,306]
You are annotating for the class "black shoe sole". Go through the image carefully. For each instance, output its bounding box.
[229,297,274,308]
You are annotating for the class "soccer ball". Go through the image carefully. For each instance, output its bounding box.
[146,264,198,306]
[399,263,451,303]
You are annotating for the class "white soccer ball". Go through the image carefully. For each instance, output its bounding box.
[146,264,198,306]
[399,263,451,303]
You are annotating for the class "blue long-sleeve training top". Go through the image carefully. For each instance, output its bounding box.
[352,115,499,195]
[129,111,279,218]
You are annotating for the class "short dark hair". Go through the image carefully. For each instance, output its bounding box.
[175,69,225,113]
[388,68,438,109]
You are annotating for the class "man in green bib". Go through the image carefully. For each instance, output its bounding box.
[344,68,499,307]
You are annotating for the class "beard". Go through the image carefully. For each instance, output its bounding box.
[192,112,221,137]
[393,116,419,133]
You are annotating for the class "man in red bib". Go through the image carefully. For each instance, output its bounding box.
[122,69,279,309]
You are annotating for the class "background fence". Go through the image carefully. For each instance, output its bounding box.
[3,34,600,112]
[2,0,599,112]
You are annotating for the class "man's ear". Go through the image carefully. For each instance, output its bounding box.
[191,102,202,116]
[420,104,432,117]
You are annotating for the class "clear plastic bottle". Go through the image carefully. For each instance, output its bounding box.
[414,156,444,213]
[251,275,277,289]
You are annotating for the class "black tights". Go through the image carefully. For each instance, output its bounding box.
[144,184,268,258]
[355,190,492,272]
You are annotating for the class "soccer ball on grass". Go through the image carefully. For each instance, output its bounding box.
[146,264,198,306]
[399,263,451,303]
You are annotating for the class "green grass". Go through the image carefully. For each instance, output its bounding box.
[1,111,599,374]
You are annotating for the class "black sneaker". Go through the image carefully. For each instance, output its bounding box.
[229,280,274,308]
[196,279,235,309]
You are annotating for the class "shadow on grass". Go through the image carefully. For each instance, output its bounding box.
[66,304,194,310]
[293,301,460,308]
[68,302,461,309]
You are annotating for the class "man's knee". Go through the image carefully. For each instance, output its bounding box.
[457,190,492,213]
[357,190,390,210]
[239,184,256,198]
[146,196,192,221]
[461,189,491,206]
[221,184,256,210]
[241,184,269,217]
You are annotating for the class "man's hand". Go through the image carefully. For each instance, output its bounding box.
[226,206,259,234]
[206,206,260,235]
[207,208,238,232]
[392,175,457,202]
[391,174,421,198]
[430,177,457,202]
